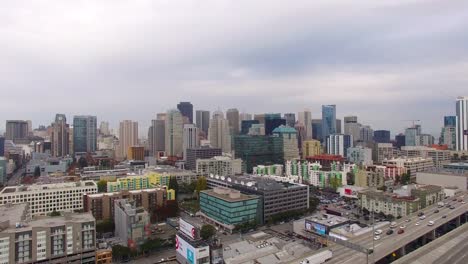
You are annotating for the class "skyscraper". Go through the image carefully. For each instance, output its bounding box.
[311,119,322,141]
[444,116,456,127]
[118,120,138,159]
[298,110,312,140]
[239,112,252,122]
[322,105,337,141]
[326,134,353,157]
[177,102,193,123]
[99,121,110,136]
[148,116,166,156]
[73,115,97,154]
[51,114,70,157]
[344,116,361,144]
[405,127,419,146]
[241,120,260,135]
[395,134,406,149]
[165,109,184,157]
[456,96,468,151]
[208,111,232,153]
[336,119,342,134]
[183,124,199,160]
[374,130,391,143]
[272,126,299,161]
[264,113,286,135]
[5,120,29,142]
[0,137,5,157]
[226,108,240,135]
[196,110,210,136]
[359,125,374,143]
[284,113,296,127]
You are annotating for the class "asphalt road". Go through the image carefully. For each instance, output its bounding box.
[7,167,24,186]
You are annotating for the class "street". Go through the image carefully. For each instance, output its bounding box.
[7,167,24,186]
[115,249,177,264]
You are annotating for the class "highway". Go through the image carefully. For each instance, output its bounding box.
[327,192,468,263]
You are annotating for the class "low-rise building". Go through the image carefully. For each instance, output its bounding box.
[96,249,112,264]
[143,165,198,184]
[373,143,396,164]
[199,187,260,232]
[0,203,96,264]
[382,157,434,182]
[416,168,468,191]
[347,146,373,166]
[0,181,97,217]
[196,156,242,177]
[84,187,171,221]
[185,146,222,170]
[302,140,322,159]
[106,174,175,197]
[253,164,283,176]
[114,199,150,249]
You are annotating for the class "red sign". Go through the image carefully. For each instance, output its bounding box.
[345,188,352,195]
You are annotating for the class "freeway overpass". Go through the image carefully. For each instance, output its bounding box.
[327,192,468,264]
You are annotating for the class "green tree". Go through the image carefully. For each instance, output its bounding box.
[308,197,320,213]
[33,166,41,177]
[140,238,164,254]
[112,245,132,261]
[97,180,107,193]
[195,177,208,196]
[96,219,115,234]
[168,176,179,198]
[49,210,60,217]
[401,172,411,185]
[200,224,216,240]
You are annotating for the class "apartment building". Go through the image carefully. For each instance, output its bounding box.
[83,188,170,221]
[0,181,97,217]
[0,203,96,264]
[382,157,434,181]
[114,199,150,249]
[195,156,243,177]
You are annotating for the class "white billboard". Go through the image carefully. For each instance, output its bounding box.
[176,234,197,264]
[179,218,198,240]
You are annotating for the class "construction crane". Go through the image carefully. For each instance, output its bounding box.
[401,119,420,127]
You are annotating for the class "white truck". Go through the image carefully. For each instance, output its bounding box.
[300,250,333,264]
[438,202,445,208]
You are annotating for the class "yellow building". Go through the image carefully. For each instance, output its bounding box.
[106,175,175,200]
[302,140,322,159]
[354,169,368,188]
[96,249,112,264]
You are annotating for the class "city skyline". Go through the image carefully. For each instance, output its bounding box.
[1,1,468,136]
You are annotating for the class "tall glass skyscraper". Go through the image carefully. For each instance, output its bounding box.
[444,116,456,127]
[321,105,336,141]
[73,115,97,154]
[177,102,193,123]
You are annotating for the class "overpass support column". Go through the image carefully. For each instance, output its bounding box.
[429,230,436,240]
[399,245,406,256]
[455,216,461,227]
[421,234,427,245]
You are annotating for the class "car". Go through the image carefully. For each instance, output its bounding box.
[400,225,406,229]
[419,215,426,220]
[386,230,394,235]
[374,229,383,235]
[405,218,412,222]
[415,222,420,226]
[446,204,452,208]
[390,222,397,228]
[442,215,447,219]
[427,221,435,226]
[418,212,424,217]
[374,235,381,241]
[434,209,439,213]
[450,206,455,209]
[453,198,457,201]
[462,201,466,204]
[397,229,405,234]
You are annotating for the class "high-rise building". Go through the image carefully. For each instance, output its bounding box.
[395,134,406,149]
[0,137,4,157]
[440,126,456,150]
[208,111,232,153]
[128,146,145,160]
[73,115,97,154]
[239,112,252,122]
[405,127,419,147]
[195,110,210,136]
[326,134,353,157]
[264,113,286,135]
[118,120,138,159]
[272,125,300,161]
[254,114,265,124]
[51,114,70,157]
[185,146,222,170]
[114,199,150,248]
[5,120,29,142]
[294,122,306,151]
[336,119,342,134]
[149,115,166,156]
[312,119,322,141]
[322,105,336,141]
[183,124,199,160]
[177,101,193,123]
[233,135,284,173]
[359,125,374,143]
[302,140,322,159]
[298,110,312,140]
[456,96,468,151]
[226,108,240,135]
[99,121,110,135]
[344,116,361,144]
[284,113,296,128]
[444,116,456,127]
[165,109,184,157]
[241,120,260,135]
[347,146,373,166]
[374,130,391,143]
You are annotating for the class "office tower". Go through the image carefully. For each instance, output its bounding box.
[157,113,166,120]
[177,102,193,123]
[322,105,337,141]
[344,116,361,143]
[195,110,210,136]
[248,124,265,135]
[118,120,138,159]
[298,110,312,140]
[51,114,70,157]
[254,114,265,124]
[347,146,373,166]
[374,130,391,143]
[284,113,296,127]
[359,125,374,142]
[208,111,232,153]
[239,112,252,121]
[336,119,342,134]
[405,127,419,147]
[185,146,222,170]
[5,120,29,141]
[417,134,434,146]
[302,140,322,158]
[0,157,6,185]
[183,124,199,160]
[241,120,260,135]
[99,121,110,135]
[312,119,322,141]
[0,137,4,157]
[165,109,184,157]
[326,134,353,157]
[73,115,97,154]
[456,96,468,151]
[395,134,406,148]
[440,126,456,150]
[226,108,240,135]
[264,113,286,135]
[148,117,165,156]
[294,122,306,151]
[272,125,300,161]
[444,116,456,127]
[233,135,284,172]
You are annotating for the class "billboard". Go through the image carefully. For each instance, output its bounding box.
[305,220,327,236]
[179,218,198,240]
[176,234,197,264]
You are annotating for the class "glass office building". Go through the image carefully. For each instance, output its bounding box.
[73,115,97,154]
[322,105,336,141]
[233,135,284,173]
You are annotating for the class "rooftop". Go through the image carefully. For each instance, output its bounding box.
[272,125,297,134]
[201,187,258,202]
[306,214,349,228]
[209,174,307,191]
[419,167,468,177]
[0,180,97,194]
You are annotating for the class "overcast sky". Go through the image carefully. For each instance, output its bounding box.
[1,0,468,137]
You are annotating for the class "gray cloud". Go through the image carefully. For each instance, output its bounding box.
[1,0,468,137]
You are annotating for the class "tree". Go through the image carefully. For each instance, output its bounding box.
[308,197,320,213]
[96,219,114,234]
[195,177,208,196]
[34,166,41,177]
[97,180,107,193]
[401,172,411,185]
[112,245,132,261]
[140,238,164,255]
[168,176,179,198]
[49,210,60,217]
[200,224,216,240]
